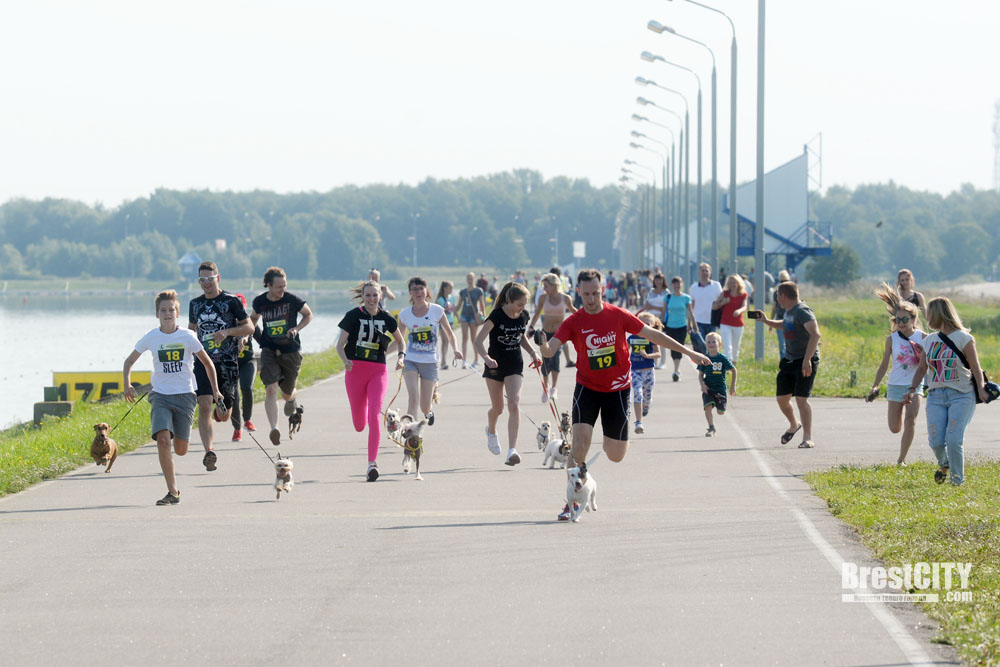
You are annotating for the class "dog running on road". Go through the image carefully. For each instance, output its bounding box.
[274,454,294,499]
[288,406,304,440]
[90,422,118,473]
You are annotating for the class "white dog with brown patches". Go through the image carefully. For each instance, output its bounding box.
[543,439,570,469]
[274,455,294,499]
[565,460,598,522]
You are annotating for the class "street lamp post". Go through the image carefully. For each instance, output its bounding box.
[623,160,656,268]
[648,20,719,277]
[628,140,668,270]
[675,0,738,279]
[629,135,671,273]
[641,50,701,284]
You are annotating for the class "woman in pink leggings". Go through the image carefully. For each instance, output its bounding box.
[336,281,406,481]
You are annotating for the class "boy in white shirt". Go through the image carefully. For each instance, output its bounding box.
[123,290,224,505]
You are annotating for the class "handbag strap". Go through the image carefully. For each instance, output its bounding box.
[937,332,970,370]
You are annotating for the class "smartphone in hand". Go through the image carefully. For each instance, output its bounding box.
[747,310,763,320]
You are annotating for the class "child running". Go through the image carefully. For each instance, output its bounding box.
[697,331,737,437]
[336,280,407,481]
[866,282,925,465]
[629,312,662,434]
[122,290,224,505]
[474,281,540,465]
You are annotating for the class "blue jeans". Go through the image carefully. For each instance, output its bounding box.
[697,322,717,340]
[925,387,976,485]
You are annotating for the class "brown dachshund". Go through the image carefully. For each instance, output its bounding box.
[91,423,118,473]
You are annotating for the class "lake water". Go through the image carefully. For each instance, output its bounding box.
[0,292,355,429]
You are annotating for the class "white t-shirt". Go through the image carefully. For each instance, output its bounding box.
[134,327,204,395]
[920,330,974,392]
[888,330,924,386]
[399,303,446,364]
[689,280,723,324]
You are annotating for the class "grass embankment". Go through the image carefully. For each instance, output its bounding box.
[806,464,1000,665]
[0,347,344,497]
[734,296,1000,397]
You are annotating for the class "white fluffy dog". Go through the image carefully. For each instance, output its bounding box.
[543,438,570,469]
[385,408,402,441]
[274,455,294,500]
[536,421,552,450]
[566,464,597,522]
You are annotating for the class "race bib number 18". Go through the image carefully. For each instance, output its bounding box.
[157,345,185,363]
[588,345,617,370]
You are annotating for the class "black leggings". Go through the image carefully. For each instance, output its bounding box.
[231,360,256,428]
[664,326,687,360]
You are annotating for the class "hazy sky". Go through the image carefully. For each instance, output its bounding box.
[1,0,997,207]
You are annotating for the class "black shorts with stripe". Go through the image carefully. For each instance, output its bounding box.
[572,383,632,441]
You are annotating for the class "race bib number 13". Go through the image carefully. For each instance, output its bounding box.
[588,345,617,370]
[410,326,433,344]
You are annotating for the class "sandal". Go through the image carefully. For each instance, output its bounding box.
[798,440,815,449]
[780,425,802,445]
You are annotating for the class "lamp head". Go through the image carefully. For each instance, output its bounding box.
[630,130,644,138]
[629,142,641,149]
[636,96,652,106]
[630,113,647,122]
[640,51,663,63]
[635,76,650,86]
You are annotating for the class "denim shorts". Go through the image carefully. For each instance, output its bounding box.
[886,383,911,403]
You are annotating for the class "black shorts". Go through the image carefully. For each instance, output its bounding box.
[776,357,819,398]
[572,383,631,441]
[483,359,523,382]
[541,330,561,376]
[702,390,728,413]
[194,357,238,405]
[664,326,687,360]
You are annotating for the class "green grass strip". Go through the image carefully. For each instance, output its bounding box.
[806,462,1000,665]
[0,348,345,497]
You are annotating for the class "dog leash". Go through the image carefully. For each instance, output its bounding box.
[434,359,481,388]
[108,391,149,435]
[245,429,276,464]
[533,366,563,431]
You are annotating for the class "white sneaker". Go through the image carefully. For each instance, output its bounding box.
[485,427,500,455]
[634,421,645,434]
[550,387,558,400]
[505,448,521,466]
[541,389,549,404]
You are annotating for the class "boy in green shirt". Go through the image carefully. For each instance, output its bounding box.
[697,332,737,437]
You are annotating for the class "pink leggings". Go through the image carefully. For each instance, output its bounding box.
[344,360,390,462]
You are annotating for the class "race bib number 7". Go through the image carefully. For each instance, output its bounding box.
[588,345,617,370]
[266,319,287,337]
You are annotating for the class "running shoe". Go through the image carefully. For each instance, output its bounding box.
[642,405,649,417]
[269,428,281,446]
[367,461,380,482]
[426,411,435,426]
[542,389,549,404]
[505,448,521,466]
[706,425,717,438]
[557,502,580,521]
[672,371,680,382]
[203,450,217,471]
[244,420,256,432]
[232,428,242,442]
[634,421,644,434]
[156,491,180,505]
[283,398,298,417]
[550,387,558,400]
[485,427,501,455]
[566,361,576,368]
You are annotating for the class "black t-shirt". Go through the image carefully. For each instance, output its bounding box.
[487,306,529,369]
[252,292,307,353]
[188,290,248,365]
[337,306,398,364]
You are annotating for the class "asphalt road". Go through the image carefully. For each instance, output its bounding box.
[4,358,995,665]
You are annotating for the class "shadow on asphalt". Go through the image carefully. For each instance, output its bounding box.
[0,504,140,514]
[378,520,553,530]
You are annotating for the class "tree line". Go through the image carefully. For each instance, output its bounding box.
[1,174,998,282]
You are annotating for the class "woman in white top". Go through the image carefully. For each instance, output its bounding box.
[527,272,577,403]
[866,283,925,465]
[904,297,990,486]
[397,276,463,424]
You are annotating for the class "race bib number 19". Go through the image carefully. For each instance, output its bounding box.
[588,345,617,370]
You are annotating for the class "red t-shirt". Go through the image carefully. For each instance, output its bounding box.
[720,292,747,328]
[554,304,646,392]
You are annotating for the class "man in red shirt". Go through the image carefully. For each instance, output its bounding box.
[539,269,710,520]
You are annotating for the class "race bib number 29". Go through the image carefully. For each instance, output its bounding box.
[266,319,287,337]
[588,345,617,370]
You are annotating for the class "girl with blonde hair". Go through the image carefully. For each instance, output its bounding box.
[712,273,748,363]
[896,269,926,319]
[629,312,663,434]
[866,282,925,465]
[527,272,577,403]
[904,297,989,485]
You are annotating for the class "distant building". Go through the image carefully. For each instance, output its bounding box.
[178,251,202,281]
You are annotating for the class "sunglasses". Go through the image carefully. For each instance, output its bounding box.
[198,274,219,283]
[893,316,912,324]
